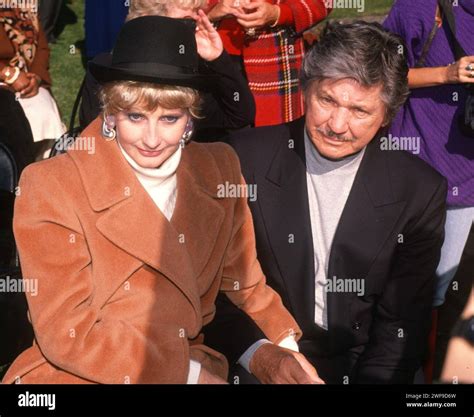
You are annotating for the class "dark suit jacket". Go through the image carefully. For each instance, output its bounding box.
[204,117,447,384]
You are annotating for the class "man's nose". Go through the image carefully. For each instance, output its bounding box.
[328,107,350,134]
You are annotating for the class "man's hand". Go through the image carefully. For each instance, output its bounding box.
[195,9,224,62]
[445,55,474,84]
[19,72,41,98]
[249,343,325,384]
[234,1,280,28]
[198,366,229,384]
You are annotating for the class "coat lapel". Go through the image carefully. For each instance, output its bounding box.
[170,146,226,282]
[68,118,225,321]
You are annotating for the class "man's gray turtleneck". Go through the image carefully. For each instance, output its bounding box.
[304,130,366,330]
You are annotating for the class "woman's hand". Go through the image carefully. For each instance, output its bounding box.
[195,9,224,62]
[206,0,245,22]
[445,55,474,84]
[234,1,280,28]
[198,366,228,384]
[19,73,41,98]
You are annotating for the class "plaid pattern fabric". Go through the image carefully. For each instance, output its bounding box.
[209,0,329,126]
[243,25,306,126]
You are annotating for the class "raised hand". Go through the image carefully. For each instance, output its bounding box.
[195,9,224,62]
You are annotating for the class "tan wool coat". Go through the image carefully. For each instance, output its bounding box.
[3,118,301,384]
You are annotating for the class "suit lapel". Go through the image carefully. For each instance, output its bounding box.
[327,134,407,328]
[257,119,316,327]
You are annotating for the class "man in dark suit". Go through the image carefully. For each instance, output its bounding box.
[204,21,447,384]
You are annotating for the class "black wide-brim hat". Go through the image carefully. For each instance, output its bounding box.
[89,16,211,90]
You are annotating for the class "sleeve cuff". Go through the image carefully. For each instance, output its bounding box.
[237,339,272,373]
[278,4,295,26]
[278,335,299,352]
[187,359,202,384]
[204,50,231,70]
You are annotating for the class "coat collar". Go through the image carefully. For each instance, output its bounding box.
[69,118,222,212]
[67,118,226,328]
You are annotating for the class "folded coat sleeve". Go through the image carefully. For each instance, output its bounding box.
[13,164,190,384]
[218,145,302,344]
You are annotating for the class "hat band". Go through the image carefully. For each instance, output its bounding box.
[112,61,198,76]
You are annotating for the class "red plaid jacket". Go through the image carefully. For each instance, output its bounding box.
[208,1,330,126]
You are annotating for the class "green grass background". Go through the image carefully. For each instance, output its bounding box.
[49,0,394,125]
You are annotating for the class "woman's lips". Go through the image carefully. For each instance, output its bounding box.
[137,148,163,157]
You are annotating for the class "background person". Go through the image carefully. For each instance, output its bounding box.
[206,0,330,127]
[0,4,65,160]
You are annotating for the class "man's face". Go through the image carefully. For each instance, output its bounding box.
[304,78,387,160]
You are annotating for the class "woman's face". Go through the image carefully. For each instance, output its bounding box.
[109,106,190,169]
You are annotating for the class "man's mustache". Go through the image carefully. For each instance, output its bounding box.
[316,127,357,142]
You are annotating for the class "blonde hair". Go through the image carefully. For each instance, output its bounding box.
[126,0,207,21]
[100,81,202,118]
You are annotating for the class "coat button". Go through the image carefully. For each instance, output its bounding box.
[353,322,362,330]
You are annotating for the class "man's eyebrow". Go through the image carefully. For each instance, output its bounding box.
[349,104,370,112]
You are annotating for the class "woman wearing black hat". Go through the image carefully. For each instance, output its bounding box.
[2,15,320,384]
[79,1,256,143]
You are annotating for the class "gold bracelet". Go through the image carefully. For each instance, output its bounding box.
[4,66,20,85]
[270,6,281,28]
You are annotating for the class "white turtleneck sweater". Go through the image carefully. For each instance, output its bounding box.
[118,142,181,221]
[118,142,202,383]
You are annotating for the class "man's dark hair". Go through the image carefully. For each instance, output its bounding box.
[301,21,410,123]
